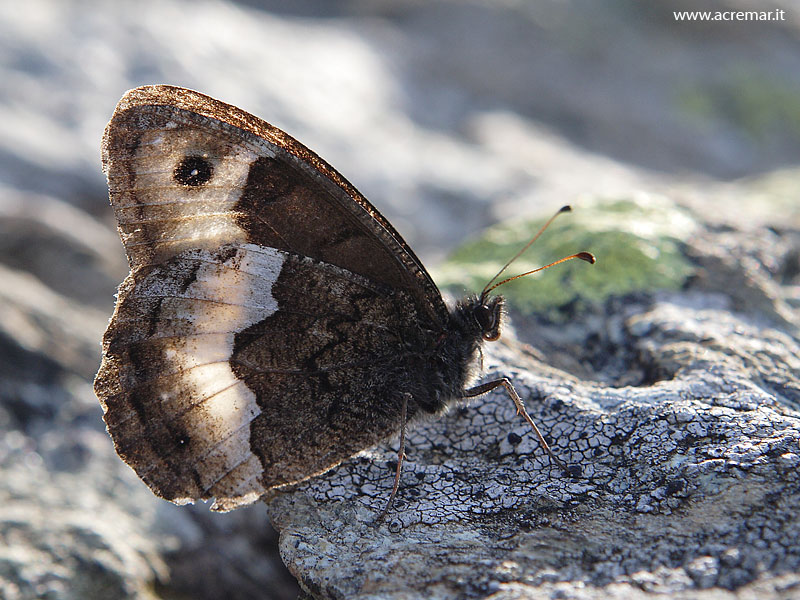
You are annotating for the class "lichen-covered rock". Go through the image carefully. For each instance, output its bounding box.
[267,200,800,599]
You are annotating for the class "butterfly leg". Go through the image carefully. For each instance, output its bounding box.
[464,378,569,474]
[375,392,410,523]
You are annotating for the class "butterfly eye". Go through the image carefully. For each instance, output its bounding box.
[473,304,494,332]
[474,299,503,341]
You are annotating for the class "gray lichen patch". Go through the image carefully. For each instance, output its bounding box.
[267,294,800,600]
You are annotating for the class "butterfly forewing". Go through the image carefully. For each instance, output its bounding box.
[103,85,445,320]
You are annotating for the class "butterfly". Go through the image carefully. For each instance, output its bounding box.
[94,85,594,516]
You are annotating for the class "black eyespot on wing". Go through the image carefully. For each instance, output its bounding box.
[174,155,213,187]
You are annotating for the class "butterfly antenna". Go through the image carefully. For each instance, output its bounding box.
[480,206,592,300]
[483,251,595,297]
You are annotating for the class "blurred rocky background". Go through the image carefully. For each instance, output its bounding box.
[0,1,798,599]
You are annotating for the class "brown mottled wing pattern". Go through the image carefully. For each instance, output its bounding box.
[95,85,447,510]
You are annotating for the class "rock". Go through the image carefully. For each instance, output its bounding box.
[0,428,168,600]
[267,196,800,599]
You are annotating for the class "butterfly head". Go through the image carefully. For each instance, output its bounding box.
[470,206,595,345]
[473,294,505,342]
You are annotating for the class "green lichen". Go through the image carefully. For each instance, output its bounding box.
[433,195,697,318]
